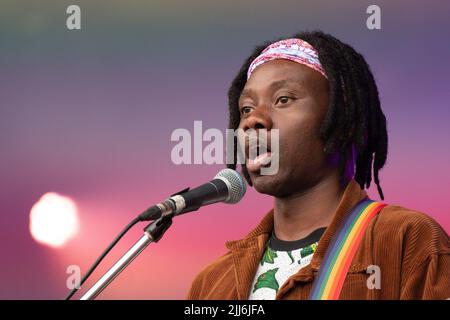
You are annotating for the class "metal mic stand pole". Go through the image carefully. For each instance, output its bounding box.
[80,216,173,300]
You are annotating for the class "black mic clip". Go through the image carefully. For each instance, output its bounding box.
[144,216,173,242]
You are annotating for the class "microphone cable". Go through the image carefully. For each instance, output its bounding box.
[64,216,140,300]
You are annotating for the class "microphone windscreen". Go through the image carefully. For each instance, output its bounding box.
[214,169,247,204]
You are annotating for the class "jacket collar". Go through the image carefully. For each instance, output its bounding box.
[225,179,370,299]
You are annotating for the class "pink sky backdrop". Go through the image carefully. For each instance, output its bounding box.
[0,1,449,299]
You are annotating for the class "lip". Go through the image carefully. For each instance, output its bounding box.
[247,152,273,173]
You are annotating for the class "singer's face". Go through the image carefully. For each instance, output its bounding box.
[238,59,331,197]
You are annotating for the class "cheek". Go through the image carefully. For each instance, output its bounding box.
[276,113,325,165]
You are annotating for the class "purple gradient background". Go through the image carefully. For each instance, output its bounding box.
[0,1,449,299]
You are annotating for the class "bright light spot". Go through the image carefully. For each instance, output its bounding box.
[29,192,79,248]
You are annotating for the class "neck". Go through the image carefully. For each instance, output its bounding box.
[273,173,348,241]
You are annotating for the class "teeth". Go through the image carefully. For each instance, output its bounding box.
[248,148,270,160]
[248,146,258,160]
[247,142,270,160]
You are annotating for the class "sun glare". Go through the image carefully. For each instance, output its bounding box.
[29,192,79,248]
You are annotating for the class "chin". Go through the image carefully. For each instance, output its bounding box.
[250,171,290,197]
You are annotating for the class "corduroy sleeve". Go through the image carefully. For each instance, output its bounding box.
[399,212,450,300]
[401,253,450,299]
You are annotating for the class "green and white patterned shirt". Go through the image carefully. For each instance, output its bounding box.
[249,227,326,300]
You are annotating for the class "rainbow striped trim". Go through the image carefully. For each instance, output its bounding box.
[309,199,386,300]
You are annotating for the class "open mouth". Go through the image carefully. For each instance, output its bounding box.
[246,136,273,173]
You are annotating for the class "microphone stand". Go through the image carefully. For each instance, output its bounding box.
[80,216,173,300]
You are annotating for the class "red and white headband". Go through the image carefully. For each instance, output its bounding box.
[247,38,327,80]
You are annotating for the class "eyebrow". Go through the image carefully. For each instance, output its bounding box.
[239,79,300,100]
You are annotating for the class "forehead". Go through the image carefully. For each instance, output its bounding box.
[241,59,322,96]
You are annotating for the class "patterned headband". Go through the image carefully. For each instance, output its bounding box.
[247,38,327,80]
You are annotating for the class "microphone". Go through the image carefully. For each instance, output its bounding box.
[138,169,247,221]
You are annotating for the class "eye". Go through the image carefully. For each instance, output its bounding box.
[276,96,292,105]
[240,106,253,115]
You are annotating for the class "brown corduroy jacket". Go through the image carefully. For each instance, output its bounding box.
[187,180,450,300]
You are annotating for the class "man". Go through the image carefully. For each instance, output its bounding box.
[187,31,450,300]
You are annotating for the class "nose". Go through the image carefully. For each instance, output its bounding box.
[240,106,273,132]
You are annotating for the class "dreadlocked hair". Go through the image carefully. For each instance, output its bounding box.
[226,30,388,200]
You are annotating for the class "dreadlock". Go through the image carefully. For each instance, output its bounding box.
[226,30,388,200]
